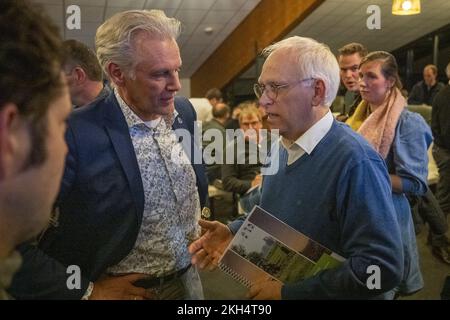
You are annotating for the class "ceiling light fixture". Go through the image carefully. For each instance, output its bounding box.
[392,0,421,15]
[204,27,213,35]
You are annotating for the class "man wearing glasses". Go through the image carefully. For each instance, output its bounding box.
[189,36,404,299]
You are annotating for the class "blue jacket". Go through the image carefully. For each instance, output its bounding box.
[10,92,207,299]
[385,110,432,294]
[230,121,404,299]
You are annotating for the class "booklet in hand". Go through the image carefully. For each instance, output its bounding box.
[218,206,345,287]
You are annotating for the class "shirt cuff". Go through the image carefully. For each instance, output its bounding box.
[228,219,245,235]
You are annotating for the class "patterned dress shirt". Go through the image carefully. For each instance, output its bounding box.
[107,90,201,277]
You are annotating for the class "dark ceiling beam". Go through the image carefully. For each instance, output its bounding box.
[190,0,325,97]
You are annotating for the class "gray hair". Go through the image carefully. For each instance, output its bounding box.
[262,36,340,107]
[95,10,181,79]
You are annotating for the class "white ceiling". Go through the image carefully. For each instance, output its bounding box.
[33,0,450,80]
[32,0,261,77]
[287,0,450,53]
[242,0,450,79]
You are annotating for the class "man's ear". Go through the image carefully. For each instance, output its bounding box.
[311,79,326,107]
[0,104,29,180]
[73,66,87,84]
[0,104,18,179]
[107,62,126,87]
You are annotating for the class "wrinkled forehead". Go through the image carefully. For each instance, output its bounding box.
[133,36,181,69]
[260,48,299,82]
[132,32,178,54]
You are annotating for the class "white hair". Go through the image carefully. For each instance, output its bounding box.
[95,10,181,79]
[262,36,340,107]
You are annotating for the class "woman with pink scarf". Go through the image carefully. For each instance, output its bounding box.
[347,51,432,298]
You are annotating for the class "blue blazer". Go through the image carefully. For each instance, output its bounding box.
[10,92,208,299]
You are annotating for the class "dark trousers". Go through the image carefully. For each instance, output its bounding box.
[433,144,450,216]
[409,188,448,247]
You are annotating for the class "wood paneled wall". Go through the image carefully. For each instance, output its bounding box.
[190,0,324,97]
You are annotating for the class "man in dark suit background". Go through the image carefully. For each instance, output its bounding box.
[408,64,445,106]
[10,9,207,300]
[202,102,230,182]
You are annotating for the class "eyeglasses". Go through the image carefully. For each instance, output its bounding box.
[253,78,315,100]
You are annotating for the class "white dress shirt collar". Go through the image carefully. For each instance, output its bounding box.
[281,111,334,165]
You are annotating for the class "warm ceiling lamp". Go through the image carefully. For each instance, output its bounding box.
[392,0,421,15]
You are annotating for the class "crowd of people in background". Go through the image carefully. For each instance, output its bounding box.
[1,0,449,300]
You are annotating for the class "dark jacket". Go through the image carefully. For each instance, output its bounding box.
[9,92,207,299]
[202,118,227,183]
[408,81,445,106]
[222,138,262,195]
[432,84,450,150]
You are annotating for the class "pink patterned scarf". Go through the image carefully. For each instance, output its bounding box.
[347,88,406,158]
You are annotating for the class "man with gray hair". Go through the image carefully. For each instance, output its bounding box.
[189,36,404,299]
[10,10,207,300]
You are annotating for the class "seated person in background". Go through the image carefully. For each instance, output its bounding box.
[258,101,271,131]
[347,51,432,296]
[202,102,230,183]
[0,0,71,299]
[191,88,223,123]
[206,88,223,109]
[225,104,243,130]
[335,43,368,122]
[190,36,404,300]
[408,64,445,106]
[222,105,264,212]
[63,39,109,108]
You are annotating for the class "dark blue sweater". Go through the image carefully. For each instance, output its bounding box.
[230,121,403,299]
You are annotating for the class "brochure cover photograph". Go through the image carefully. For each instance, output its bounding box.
[219,206,345,287]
